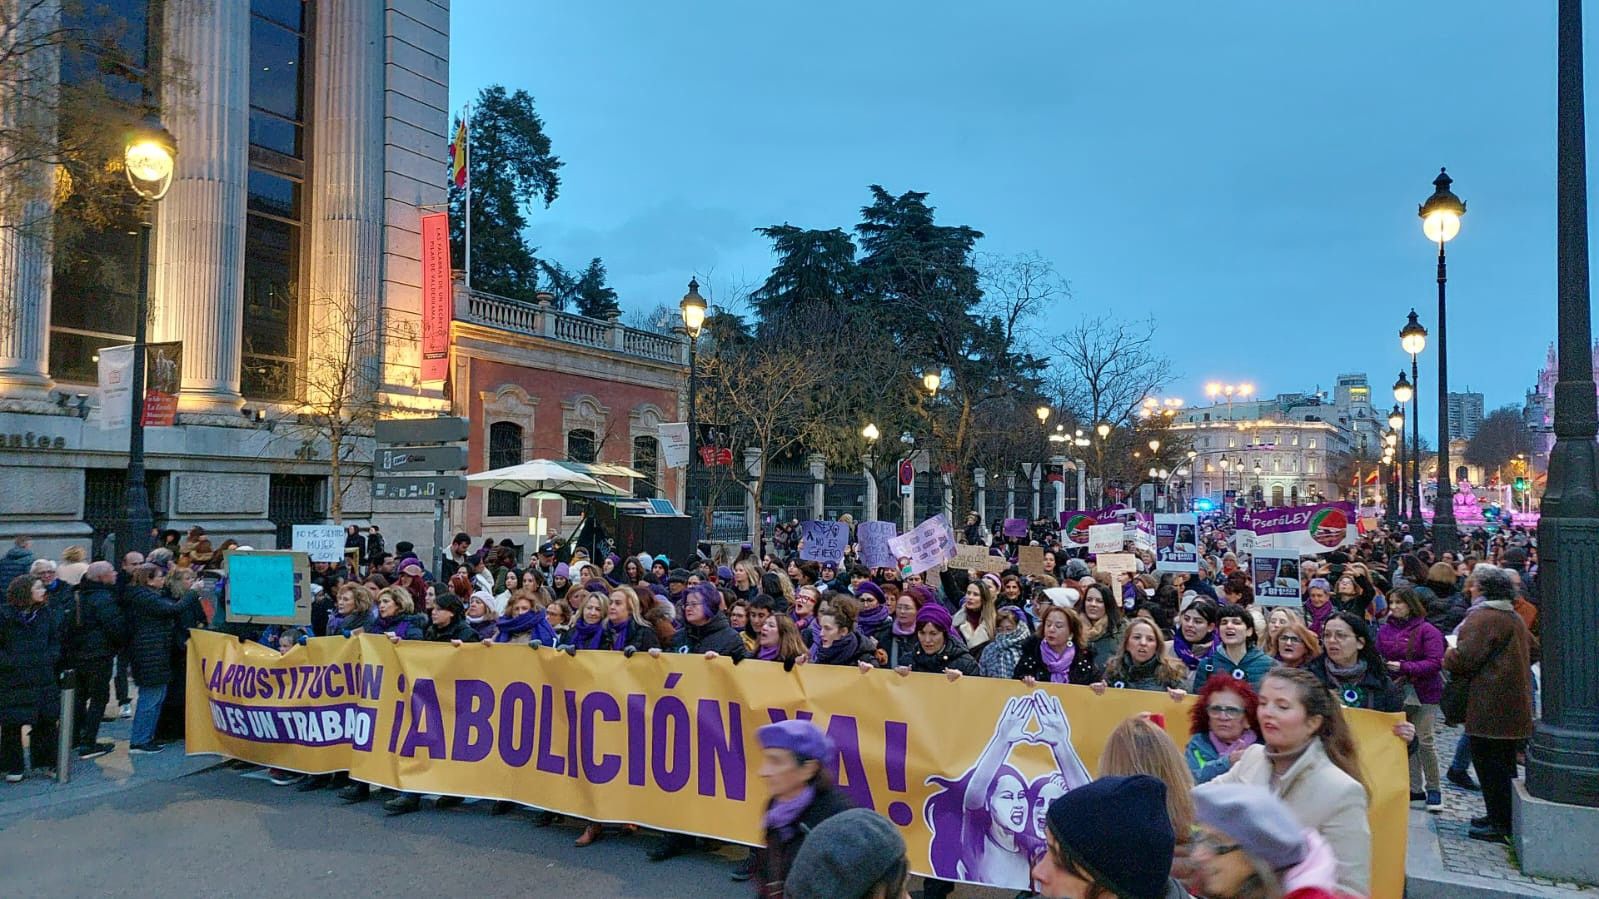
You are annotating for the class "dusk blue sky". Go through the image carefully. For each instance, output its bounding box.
[450,1,1567,439]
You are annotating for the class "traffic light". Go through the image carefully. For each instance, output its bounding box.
[1515,476,1527,491]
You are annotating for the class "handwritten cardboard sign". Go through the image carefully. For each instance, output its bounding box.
[1088,523,1124,556]
[1017,545,1048,578]
[951,543,1008,573]
[799,520,850,564]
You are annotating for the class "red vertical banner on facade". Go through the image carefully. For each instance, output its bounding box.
[420,212,452,384]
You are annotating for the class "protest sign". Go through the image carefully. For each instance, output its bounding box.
[888,514,957,575]
[799,520,850,564]
[1016,545,1048,577]
[1234,501,1355,554]
[1088,523,1124,555]
[187,629,1407,897]
[950,544,1008,573]
[857,520,898,570]
[1095,552,1138,586]
[1058,510,1097,548]
[1154,513,1199,573]
[222,551,312,624]
[1001,518,1029,539]
[291,525,345,563]
[1251,547,1304,606]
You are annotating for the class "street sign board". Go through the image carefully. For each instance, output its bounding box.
[376,444,467,473]
[375,417,468,446]
[373,475,469,500]
[898,459,915,486]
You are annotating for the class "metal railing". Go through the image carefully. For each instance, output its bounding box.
[460,289,686,365]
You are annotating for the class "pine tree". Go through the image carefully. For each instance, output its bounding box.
[572,257,621,319]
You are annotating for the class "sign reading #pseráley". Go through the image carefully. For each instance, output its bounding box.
[1233,501,1355,555]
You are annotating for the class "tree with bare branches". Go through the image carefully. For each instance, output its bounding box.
[264,293,416,523]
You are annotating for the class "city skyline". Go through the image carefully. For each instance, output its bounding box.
[451,1,1556,435]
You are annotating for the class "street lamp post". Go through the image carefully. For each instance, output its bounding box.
[1526,0,1599,810]
[1419,168,1465,553]
[1400,310,1429,534]
[680,279,707,531]
[1219,456,1231,505]
[861,423,880,521]
[119,116,177,563]
[1388,405,1406,523]
[1384,429,1400,528]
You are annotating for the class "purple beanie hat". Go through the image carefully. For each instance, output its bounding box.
[914,603,953,635]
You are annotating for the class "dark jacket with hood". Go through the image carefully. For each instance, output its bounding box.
[0,546,35,588]
[907,637,979,676]
[0,602,62,725]
[675,612,748,660]
[424,617,481,643]
[65,579,126,664]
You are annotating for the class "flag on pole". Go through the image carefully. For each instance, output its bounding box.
[447,116,469,188]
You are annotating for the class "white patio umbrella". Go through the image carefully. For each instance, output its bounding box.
[464,459,631,497]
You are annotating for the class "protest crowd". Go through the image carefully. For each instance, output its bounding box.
[0,505,1541,899]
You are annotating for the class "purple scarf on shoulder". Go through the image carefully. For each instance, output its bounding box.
[569,618,605,650]
[757,642,781,661]
[1039,640,1076,684]
[855,603,891,633]
[764,786,816,842]
[1172,632,1212,670]
[1208,729,1257,758]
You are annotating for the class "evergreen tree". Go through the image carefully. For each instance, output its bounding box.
[572,257,621,319]
[747,225,858,328]
[448,85,563,301]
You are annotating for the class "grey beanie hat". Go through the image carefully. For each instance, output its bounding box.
[784,808,906,899]
[1192,783,1308,872]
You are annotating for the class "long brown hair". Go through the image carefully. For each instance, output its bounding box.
[1102,618,1188,686]
[5,576,36,609]
[1096,715,1196,835]
[773,614,808,661]
[1262,667,1369,796]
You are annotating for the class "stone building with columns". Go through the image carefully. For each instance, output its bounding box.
[0,0,451,555]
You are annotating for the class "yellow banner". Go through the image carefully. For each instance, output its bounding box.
[186,630,1406,895]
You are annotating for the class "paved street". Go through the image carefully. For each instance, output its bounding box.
[0,761,1006,899]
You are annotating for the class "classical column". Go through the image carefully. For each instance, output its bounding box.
[1029,463,1043,519]
[1051,455,1068,515]
[1005,474,1017,519]
[743,447,763,547]
[861,455,878,522]
[941,473,953,522]
[808,453,826,521]
[307,0,385,397]
[151,0,249,416]
[0,0,58,404]
[973,468,988,529]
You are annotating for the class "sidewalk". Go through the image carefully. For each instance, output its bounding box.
[1406,720,1597,898]
[0,698,220,823]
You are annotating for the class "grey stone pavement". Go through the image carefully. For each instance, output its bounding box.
[1406,720,1598,898]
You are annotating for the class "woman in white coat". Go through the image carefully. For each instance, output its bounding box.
[1198,666,1371,895]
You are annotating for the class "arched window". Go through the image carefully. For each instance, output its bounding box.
[567,428,597,464]
[632,436,660,499]
[488,421,523,517]
[1271,484,1286,507]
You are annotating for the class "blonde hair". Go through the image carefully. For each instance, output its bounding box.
[342,583,376,616]
[1262,607,1306,656]
[1097,715,1196,836]
[377,586,414,615]
[60,546,86,564]
[773,571,796,608]
[608,585,650,627]
[1102,618,1189,687]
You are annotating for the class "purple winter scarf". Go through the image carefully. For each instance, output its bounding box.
[568,618,605,649]
[855,603,891,632]
[757,642,781,661]
[764,786,816,842]
[1039,639,1077,684]
[1208,729,1257,758]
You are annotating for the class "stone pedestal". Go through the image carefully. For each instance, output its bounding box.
[1514,779,1599,884]
[743,448,763,546]
[862,455,878,522]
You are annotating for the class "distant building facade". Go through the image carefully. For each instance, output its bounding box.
[1447,391,1484,442]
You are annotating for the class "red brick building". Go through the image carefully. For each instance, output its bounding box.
[448,283,687,547]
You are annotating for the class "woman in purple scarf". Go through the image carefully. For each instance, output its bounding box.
[559,592,606,651]
[749,720,852,898]
[754,614,807,670]
[600,586,659,653]
[1011,605,1100,685]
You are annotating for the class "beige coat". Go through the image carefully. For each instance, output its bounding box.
[1200,739,1370,895]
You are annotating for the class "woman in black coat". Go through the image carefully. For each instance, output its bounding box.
[127,563,197,753]
[0,575,62,780]
[1012,605,1101,686]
